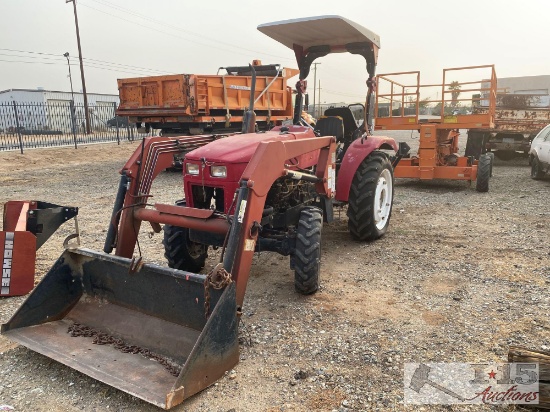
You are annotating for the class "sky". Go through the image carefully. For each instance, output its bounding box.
[1,0,549,104]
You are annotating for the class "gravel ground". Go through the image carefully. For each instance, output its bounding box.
[0,130,549,412]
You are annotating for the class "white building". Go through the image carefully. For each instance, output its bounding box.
[496,75,550,95]
[481,75,550,108]
[0,88,119,132]
[0,88,119,106]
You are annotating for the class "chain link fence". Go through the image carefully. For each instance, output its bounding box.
[0,101,148,153]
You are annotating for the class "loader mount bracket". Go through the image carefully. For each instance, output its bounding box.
[26,202,79,249]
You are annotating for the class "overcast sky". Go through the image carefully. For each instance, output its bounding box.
[1,0,549,104]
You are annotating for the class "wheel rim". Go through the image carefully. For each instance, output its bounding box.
[374,168,393,230]
[187,241,206,259]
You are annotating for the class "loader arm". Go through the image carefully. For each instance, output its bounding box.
[222,136,336,305]
[110,135,336,306]
[103,135,218,256]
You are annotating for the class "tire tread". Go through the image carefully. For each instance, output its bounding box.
[294,207,323,295]
[347,152,393,241]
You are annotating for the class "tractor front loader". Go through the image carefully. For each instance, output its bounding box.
[2,135,336,409]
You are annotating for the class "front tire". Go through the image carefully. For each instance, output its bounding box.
[294,207,323,295]
[531,156,544,180]
[163,224,208,272]
[347,152,394,241]
[476,154,491,192]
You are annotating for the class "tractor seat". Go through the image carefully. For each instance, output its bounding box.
[315,116,344,141]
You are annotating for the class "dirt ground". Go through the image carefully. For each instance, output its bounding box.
[0,131,549,412]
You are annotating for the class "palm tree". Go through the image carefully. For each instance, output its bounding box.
[448,81,461,108]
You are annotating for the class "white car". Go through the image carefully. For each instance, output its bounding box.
[529,124,550,179]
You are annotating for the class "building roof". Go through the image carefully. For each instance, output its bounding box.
[497,74,550,81]
[0,88,117,97]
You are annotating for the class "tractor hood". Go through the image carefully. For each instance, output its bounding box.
[185,127,315,164]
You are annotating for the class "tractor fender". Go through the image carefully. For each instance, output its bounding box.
[335,136,398,202]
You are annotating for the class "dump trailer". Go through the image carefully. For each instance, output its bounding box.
[2,16,406,409]
[466,91,550,160]
[116,60,298,135]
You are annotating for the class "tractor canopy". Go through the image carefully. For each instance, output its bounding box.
[258,15,380,128]
[257,15,380,79]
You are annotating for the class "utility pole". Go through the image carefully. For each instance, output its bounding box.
[317,80,321,118]
[312,62,321,117]
[66,0,91,134]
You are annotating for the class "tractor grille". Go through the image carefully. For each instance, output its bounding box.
[191,185,225,212]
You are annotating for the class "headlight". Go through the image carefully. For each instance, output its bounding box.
[210,165,227,178]
[186,163,199,175]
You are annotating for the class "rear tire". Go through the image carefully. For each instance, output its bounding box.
[531,156,544,180]
[294,207,323,295]
[476,154,491,192]
[163,224,208,272]
[347,152,394,241]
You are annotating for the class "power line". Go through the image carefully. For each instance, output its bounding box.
[0,59,60,66]
[84,0,295,62]
[0,48,170,74]
[78,3,251,59]
[82,57,170,73]
[0,57,168,76]
[0,52,65,62]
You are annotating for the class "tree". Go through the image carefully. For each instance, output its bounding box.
[448,81,461,108]
[431,102,443,116]
[419,97,431,109]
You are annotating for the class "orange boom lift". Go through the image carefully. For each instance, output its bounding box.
[375,65,497,191]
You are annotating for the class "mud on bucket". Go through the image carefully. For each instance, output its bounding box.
[1,248,239,409]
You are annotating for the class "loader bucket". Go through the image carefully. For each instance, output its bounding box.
[1,248,239,409]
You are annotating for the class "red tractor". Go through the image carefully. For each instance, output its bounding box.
[110,15,408,300]
[2,16,407,409]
